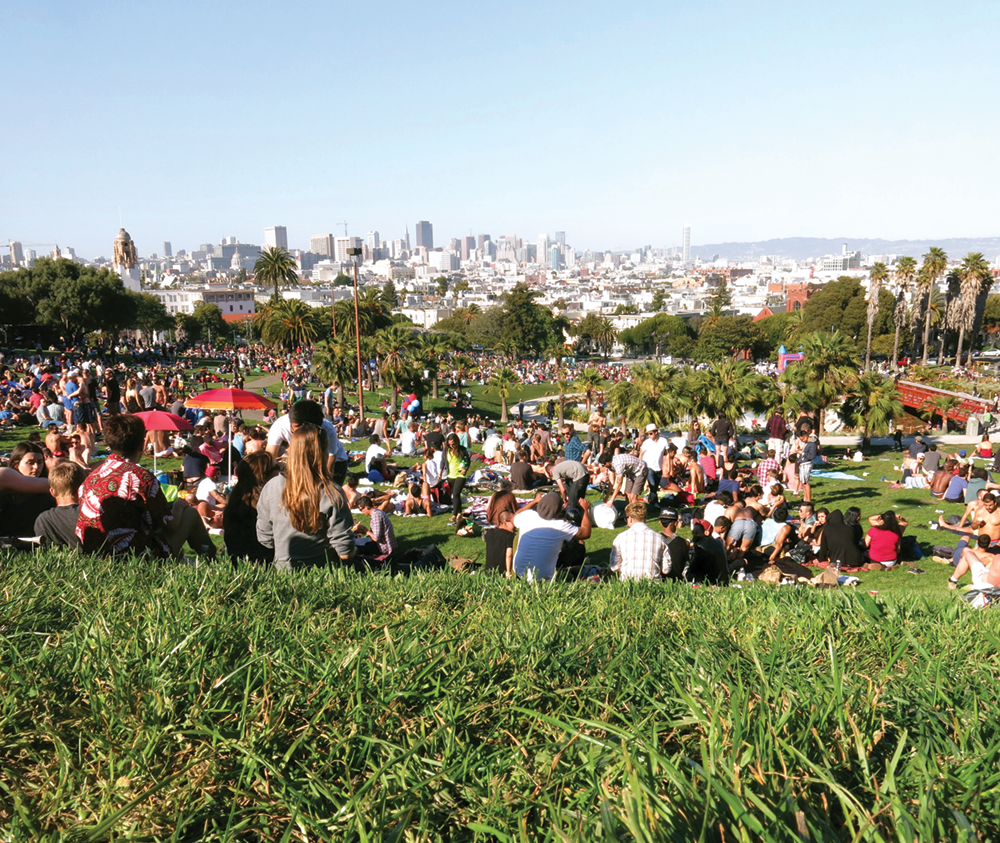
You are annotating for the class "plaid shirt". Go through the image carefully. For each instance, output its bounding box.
[610,522,668,580]
[367,507,398,557]
[756,457,781,486]
[612,452,647,478]
[564,433,586,463]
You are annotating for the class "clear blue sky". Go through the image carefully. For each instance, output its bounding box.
[3,0,998,258]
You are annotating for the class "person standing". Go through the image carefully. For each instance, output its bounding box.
[765,409,787,457]
[711,413,735,470]
[444,432,470,525]
[638,425,668,509]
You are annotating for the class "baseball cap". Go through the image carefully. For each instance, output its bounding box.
[959,450,967,457]
[693,518,712,532]
[646,423,658,432]
[659,507,679,523]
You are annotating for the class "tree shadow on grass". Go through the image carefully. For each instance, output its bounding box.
[810,486,882,506]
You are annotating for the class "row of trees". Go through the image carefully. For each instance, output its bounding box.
[607,330,903,450]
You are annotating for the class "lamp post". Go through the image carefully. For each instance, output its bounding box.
[347,247,365,423]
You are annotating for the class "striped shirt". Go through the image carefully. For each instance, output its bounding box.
[756,457,780,486]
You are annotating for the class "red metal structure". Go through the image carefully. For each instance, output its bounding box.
[896,380,990,424]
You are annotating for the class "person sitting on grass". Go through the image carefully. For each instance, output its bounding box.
[223,451,277,566]
[609,501,668,581]
[513,491,591,582]
[949,534,1000,590]
[365,434,395,483]
[403,481,434,517]
[483,509,516,576]
[354,494,398,563]
[759,504,794,565]
[33,460,85,547]
[76,413,216,560]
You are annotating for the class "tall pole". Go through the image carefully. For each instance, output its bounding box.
[352,256,365,423]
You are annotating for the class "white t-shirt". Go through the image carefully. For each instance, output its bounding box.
[703,500,727,527]
[483,434,503,461]
[639,436,669,471]
[400,429,417,455]
[195,477,219,503]
[424,451,444,487]
[266,414,348,461]
[512,509,579,582]
[365,443,387,473]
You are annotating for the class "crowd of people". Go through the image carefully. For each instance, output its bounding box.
[3,342,1000,599]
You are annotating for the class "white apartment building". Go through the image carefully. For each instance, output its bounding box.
[152,288,257,317]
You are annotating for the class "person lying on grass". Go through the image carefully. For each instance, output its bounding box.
[76,413,215,560]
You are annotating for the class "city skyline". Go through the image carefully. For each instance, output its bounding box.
[3,1,999,257]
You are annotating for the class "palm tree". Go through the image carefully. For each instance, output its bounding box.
[484,366,521,423]
[554,372,574,428]
[922,394,960,432]
[891,256,917,371]
[865,262,889,371]
[940,269,962,363]
[312,338,356,408]
[607,362,688,429]
[420,333,455,400]
[253,247,299,302]
[782,330,859,434]
[258,298,320,350]
[375,326,420,413]
[573,367,605,412]
[839,373,903,454]
[688,359,768,425]
[594,317,618,359]
[953,252,993,366]
[920,247,948,364]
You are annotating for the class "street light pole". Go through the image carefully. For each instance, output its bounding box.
[348,248,365,423]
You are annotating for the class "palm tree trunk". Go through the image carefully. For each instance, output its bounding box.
[557,390,565,428]
[337,383,345,408]
[500,397,508,424]
[864,318,874,372]
[432,375,439,400]
[389,387,398,415]
[955,325,966,369]
[891,323,901,372]
[922,306,933,365]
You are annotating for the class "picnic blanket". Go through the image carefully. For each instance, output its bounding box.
[809,470,861,480]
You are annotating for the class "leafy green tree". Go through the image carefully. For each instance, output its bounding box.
[333,272,353,286]
[253,246,299,302]
[650,289,667,312]
[919,247,948,364]
[483,366,521,422]
[693,316,770,362]
[782,330,859,433]
[865,263,889,371]
[499,283,560,357]
[132,292,173,342]
[755,312,797,353]
[435,277,449,296]
[419,332,457,399]
[381,279,400,308]
[258,299,319,350]
[891,256,918,369]
[839,373,903,453]
[452,279,470,293]
[613,303,638,315]
[706,277,733,320]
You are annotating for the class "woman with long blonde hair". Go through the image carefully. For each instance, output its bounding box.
[256,425,355,570]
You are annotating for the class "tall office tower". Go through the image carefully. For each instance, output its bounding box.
[537,234,549,264]
[334,236,363,262]
[310,234,334,256]
[415,220,433,250]
[404,225,411,251]
[264,226,288,251]
[554,231,566,248]
[162,241,173,258]
[367,231,380,251]
[682,225,691,263]
[10,241,24,267]
[461,235,476,260]
[449,238,460,253]
[477,233,491,250]
[550,245,561,271]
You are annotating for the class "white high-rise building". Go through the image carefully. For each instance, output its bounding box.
[10,241,24,267]
[335,236,363,262]
[264,226,288,251]
[310,234,334,256]
[367,231,380,250]
[682,225,691,263]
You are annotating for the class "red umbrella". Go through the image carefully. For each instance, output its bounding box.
[134,410,193,473]
[185,387,277,411]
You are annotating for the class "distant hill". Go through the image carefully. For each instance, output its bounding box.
[690,236,1000,263]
